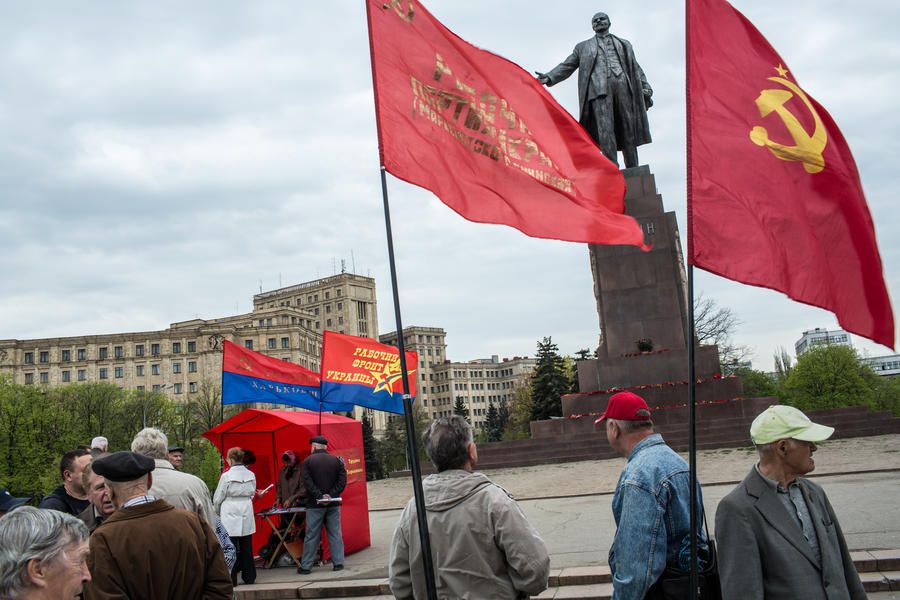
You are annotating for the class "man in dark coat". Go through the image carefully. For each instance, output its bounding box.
[537,12,652,168]
[83,451,232,600]
[715,406,866,599]
[39,448,92,516]
[298,436,347,574]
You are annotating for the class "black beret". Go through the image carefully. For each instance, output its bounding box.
[309,436,328,445]
[92,451,155,482]
[167,445,185,453]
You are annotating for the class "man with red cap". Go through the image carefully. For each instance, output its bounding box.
[595,391,710,600]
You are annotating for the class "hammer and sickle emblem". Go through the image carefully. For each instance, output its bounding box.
[749,76,827,174]
[382,0,414,23]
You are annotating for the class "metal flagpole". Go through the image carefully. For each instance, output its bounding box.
[686,2,699,597]
[379,166,439,600]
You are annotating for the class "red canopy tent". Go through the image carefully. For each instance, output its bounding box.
[203,409,370,557]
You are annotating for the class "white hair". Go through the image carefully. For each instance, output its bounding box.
[0,507,88,598]
[90,436,108,450]
[131,428,169,460]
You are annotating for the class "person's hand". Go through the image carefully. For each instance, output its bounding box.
[535,71,550,85]
[643,90,653,108]
[321,494,331,501]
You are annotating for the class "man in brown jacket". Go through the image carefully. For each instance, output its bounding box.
[84,451,232,600]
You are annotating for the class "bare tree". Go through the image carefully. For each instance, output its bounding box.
[773,347,794,382]
[693,294,751,373]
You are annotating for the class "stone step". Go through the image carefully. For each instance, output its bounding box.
[234,550,900,598]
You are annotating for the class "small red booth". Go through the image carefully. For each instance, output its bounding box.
[203,409,370,558]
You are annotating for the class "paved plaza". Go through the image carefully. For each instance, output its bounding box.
[254,433,900,586]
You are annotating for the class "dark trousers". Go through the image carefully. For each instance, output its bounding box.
[230,534,256,585]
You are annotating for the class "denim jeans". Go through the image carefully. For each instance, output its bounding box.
[301,505,344,569]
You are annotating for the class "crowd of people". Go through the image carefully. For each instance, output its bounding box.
[0,395,869,599]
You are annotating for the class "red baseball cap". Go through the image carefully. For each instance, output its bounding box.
[594,391,652,425]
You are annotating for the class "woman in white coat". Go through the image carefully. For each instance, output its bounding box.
[214,447,258,586]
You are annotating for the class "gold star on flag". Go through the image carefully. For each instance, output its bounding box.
[774,63,789,77]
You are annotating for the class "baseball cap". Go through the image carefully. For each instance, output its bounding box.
[594,391,652,425]
[0,488,28,512]
[750,405,835,445]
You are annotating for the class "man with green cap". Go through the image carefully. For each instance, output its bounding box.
[715,405,866,599]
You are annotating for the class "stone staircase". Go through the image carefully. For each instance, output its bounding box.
[233,549,900,598]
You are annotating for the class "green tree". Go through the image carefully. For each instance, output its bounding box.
[361,411,384,481]
[733,367,780,399]
[453,396,468,418]
[483,402,502,442]
[504,384,533,440]
[376,404,430,475]
[782,345,876,411]
[530,337,569,421]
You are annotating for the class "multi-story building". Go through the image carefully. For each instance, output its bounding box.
[795,328,852,355]
[379,326,448,412]
[862,354,900,377]
[431,356,536,430]
[379,327,536,430]
[0,273,393,432]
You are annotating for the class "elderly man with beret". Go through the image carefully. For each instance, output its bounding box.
[715,405,867,599]
[83,451,232,600]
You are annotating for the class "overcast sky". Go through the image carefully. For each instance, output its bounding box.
[1,0,896,371]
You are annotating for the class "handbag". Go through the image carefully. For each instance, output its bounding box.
[645,511,722,600]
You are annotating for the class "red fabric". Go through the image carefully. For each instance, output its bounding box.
[593,391,651,425]
[687,0,894,348]
[366,0,647,248]
[203,410,370,558]
[321,331,418,397]
[222,340,320,386]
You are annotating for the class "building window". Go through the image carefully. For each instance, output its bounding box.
[39,351,49,363]
[38,372,48,384]
[24,373,33,385]
[77,370,86,381]
[188,361,197,373]
[61,349,71,362]
[337,302,343,311]
[151,343,160,356]
[24,352,34,364]
[62,370,71,383]
[137,385,145,392]
[99,368,108,380]
[135,344,144,357]
[114,346,124,359]
[172,342,182,354]
[151,364,160,376]
[152,384,161,392]
[267,338,276,349]
[314,307,320,316]
[266,318,273,327]
[189,382,198,393]
[99,347,108,360]
[77,348,86,361]
[336,289,342,297]
[115,367,124,379]
[326,304,332,313]
[187,341,196,353]
[174,383,183,394]
[245,340,253,350]
[136,365,145,377]
[258,319,265,327]
[173,362,182,374]
[281,337,290,349]
[326,319,333,327]
[325,291,330,299]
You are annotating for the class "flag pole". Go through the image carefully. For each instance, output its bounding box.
[685,1,699,598]
[378,166,439,600]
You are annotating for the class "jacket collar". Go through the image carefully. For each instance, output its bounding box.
[103,499,174,525]
[627,433,665,462]
[744,467,820,569]
[154,458,175,470]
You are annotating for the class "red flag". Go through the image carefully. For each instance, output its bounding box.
[687,0,894,348]
[366,0,646,248]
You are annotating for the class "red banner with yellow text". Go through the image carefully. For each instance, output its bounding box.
[319,331,417,414]
[366,0,647,248]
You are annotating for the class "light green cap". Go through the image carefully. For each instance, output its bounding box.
[750,405,835,445]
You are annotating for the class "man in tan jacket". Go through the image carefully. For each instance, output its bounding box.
[389,416,550,599]
[84,451,232,600]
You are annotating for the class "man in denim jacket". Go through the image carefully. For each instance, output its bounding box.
[596,391,709,600]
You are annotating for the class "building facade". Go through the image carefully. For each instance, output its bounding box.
[794,327,853,355]
[862,354,900,377]
[380,326,536,431]
[0,273,394,432]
